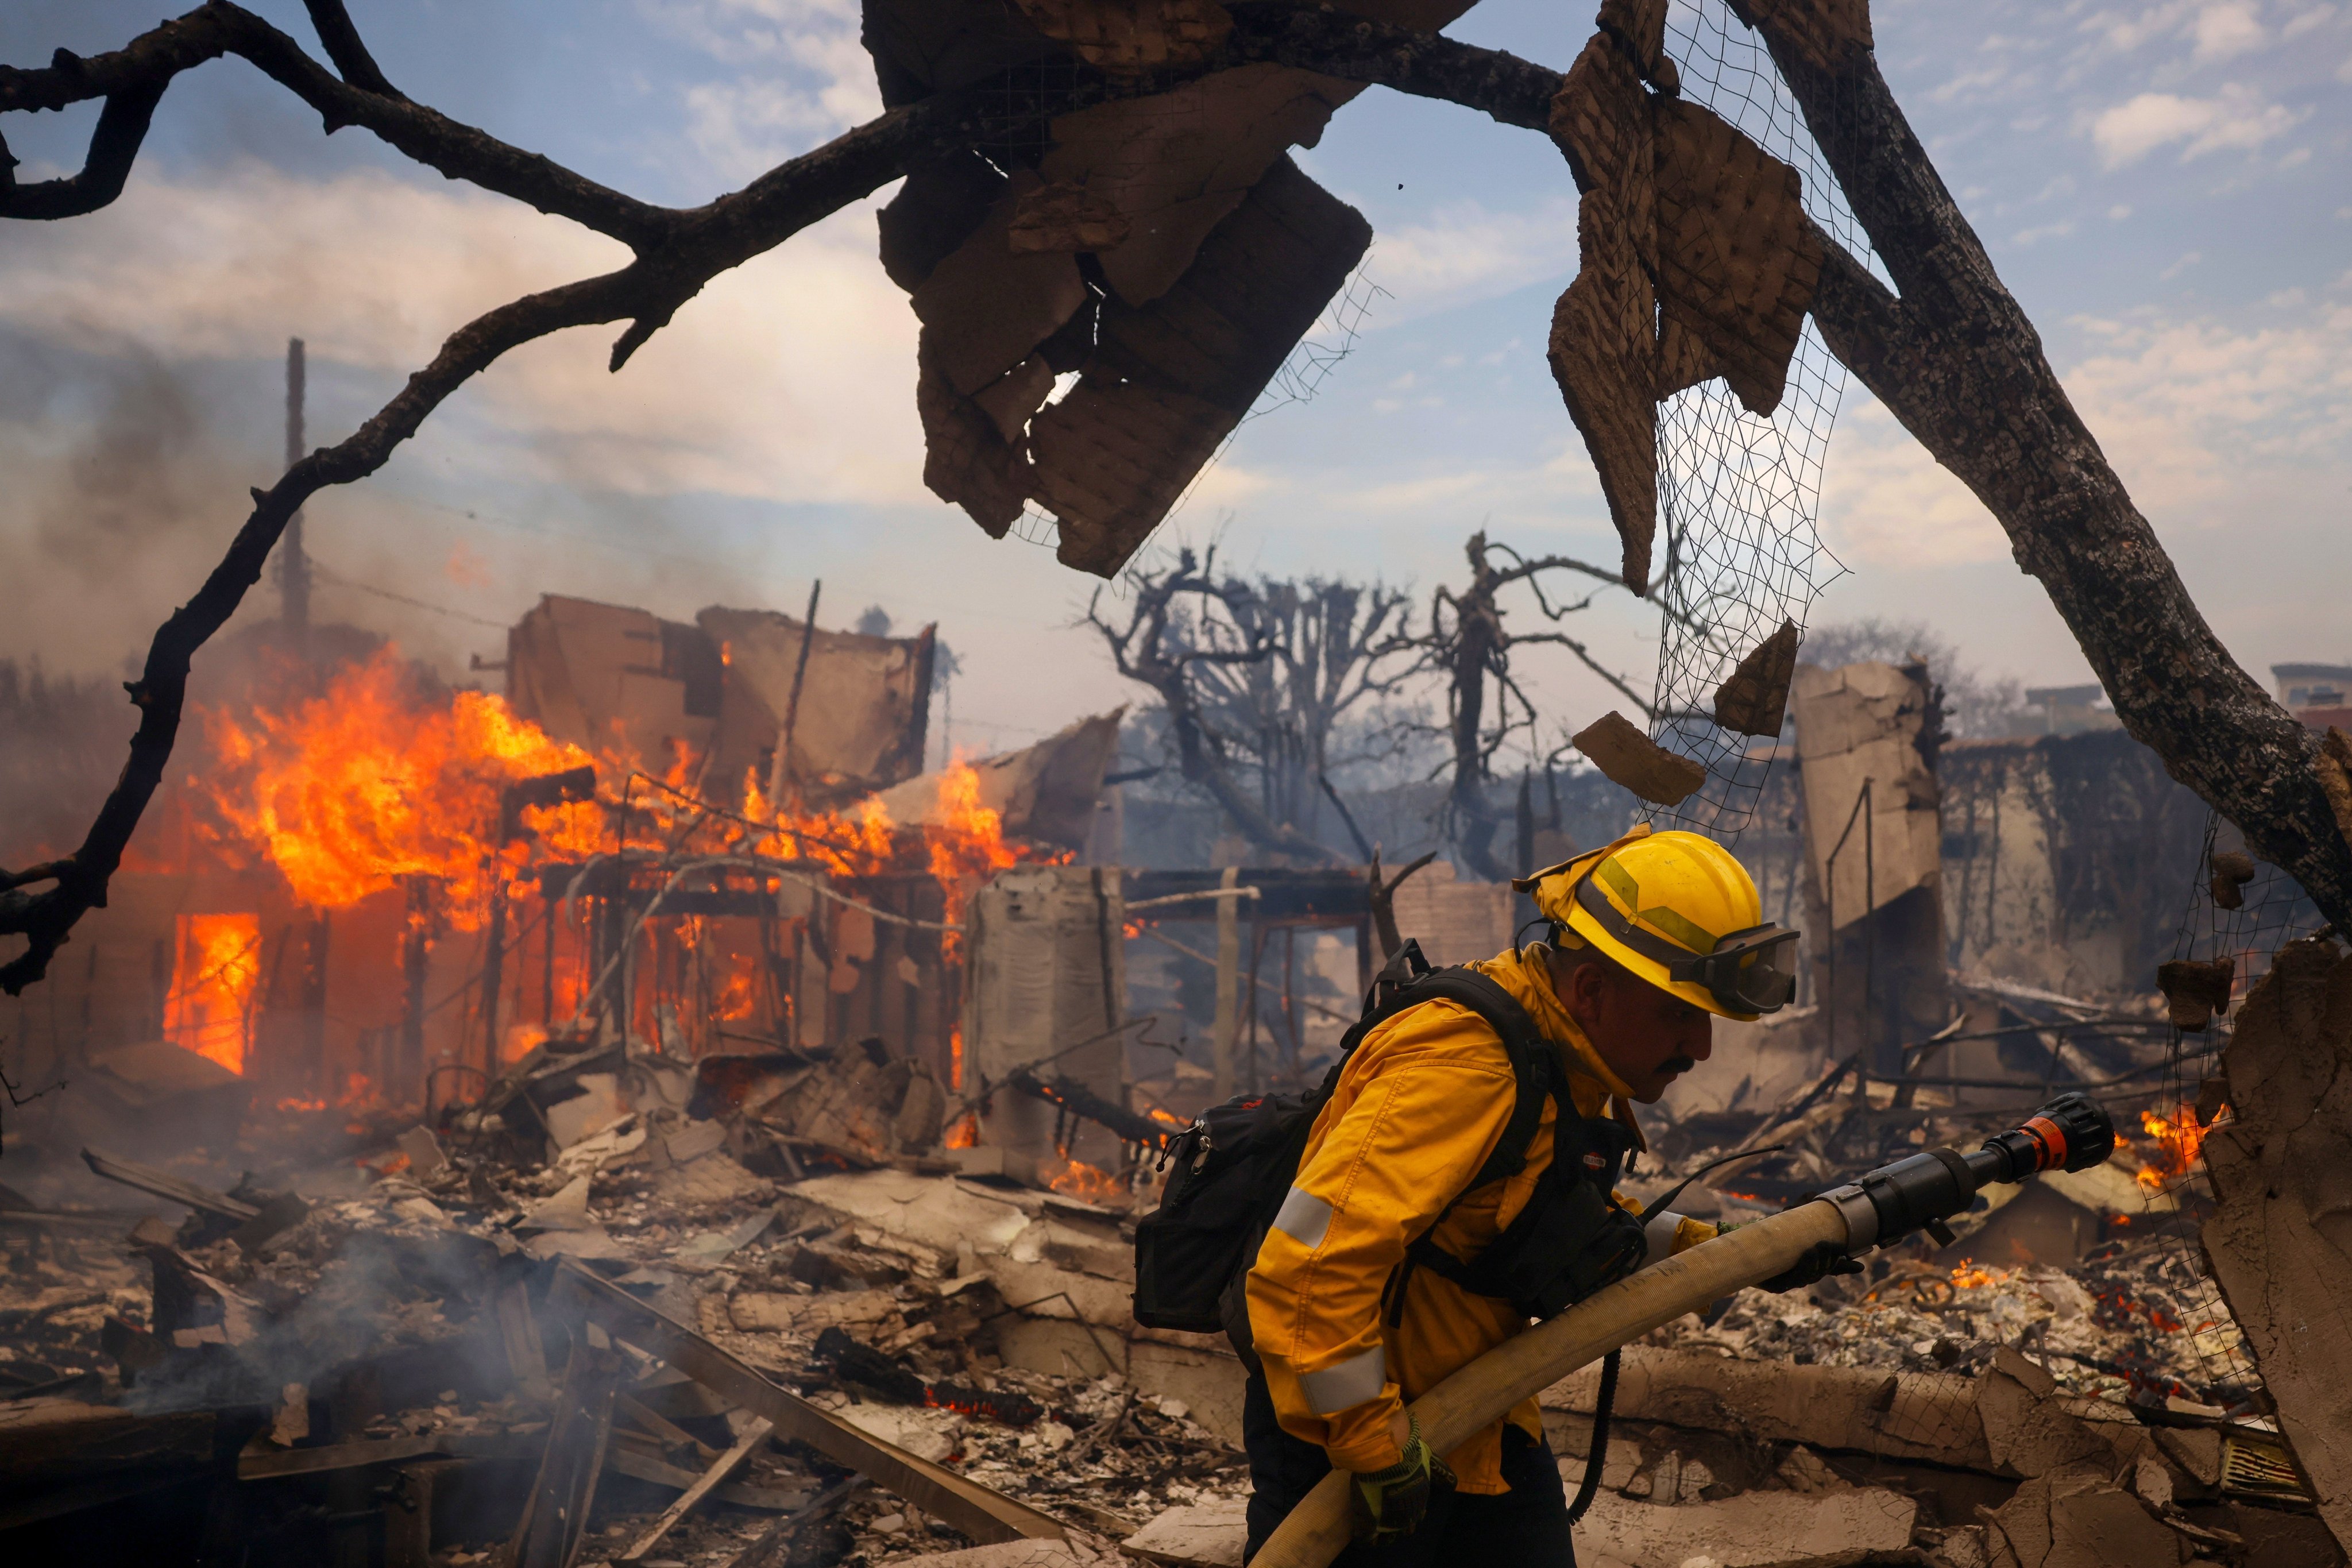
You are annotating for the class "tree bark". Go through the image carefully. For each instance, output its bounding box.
[1756,26,2352,934]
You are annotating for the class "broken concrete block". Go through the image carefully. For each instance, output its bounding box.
[833,1400,963,1463]
[542,1072,625,1148]
[1573,711,1708,805]
[518,1174,594,1233]
[1976,1348,2127,1480]
[396,1124,448,1176]
[728,1288,898,1334]
[1125,1495,1247,1566]
[664,1118,727,1167]
[1980,1470,2188,1568]
[1571,1485,1917,1566]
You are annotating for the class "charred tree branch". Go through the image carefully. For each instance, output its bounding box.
[1763,33,2352,933]
[0,99,953,989]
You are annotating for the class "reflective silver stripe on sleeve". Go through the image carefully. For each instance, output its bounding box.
[1643,1210,1687,1268]
[1299,1345,1388,1415]
[1271,1185,1334,1251]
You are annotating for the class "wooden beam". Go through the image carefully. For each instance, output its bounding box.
[554,1260,1065,1544]
[616,1416,774,1563]
[80,1148,256,1221]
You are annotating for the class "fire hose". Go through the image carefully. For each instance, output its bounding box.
[1248,1093,2117,1568]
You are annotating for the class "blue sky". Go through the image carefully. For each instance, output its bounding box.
[1,0,2345,761]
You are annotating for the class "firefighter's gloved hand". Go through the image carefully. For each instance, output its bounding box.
[1347,1415,1455,1543]
[1758,1238,1863,1293]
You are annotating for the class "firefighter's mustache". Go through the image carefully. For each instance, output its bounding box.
[1661,1054,1698,1076]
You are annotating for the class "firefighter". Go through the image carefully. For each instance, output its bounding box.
[1241,824,1809,1563]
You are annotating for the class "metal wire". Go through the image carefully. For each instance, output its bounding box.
[1642,0,1860,845]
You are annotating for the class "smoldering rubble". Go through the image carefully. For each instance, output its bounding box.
[1,1001,2342,1568]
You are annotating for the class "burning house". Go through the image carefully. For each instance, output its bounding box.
[1,592,1126,1167]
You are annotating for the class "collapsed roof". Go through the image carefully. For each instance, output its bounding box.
[506,594,936,808]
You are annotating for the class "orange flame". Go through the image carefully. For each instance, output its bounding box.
[742,769,895,876]
[2136,1106,2208,1192]
[199,649,599,925]
[715,951,760,1021]
[1949,1260,2006,1291]
[1046,1158,1127,1206]
[163,913,261,1074]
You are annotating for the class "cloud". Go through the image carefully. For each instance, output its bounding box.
[0,161,926,508]
[638,0,883,183]
[2090,86,2308,167]
[1820,399,2008,569]
[2090,85,2308,167]
[2192,2,2268,59]
[1821,299,2352,569]
[1359,198,1579,323]
[2013,220,2078,246]
[2283,4,2339,38]
[2062,305,2352,499]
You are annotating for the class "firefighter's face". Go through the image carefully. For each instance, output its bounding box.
[1551,948,1713,1102]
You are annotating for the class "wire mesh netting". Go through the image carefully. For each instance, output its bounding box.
[1642,0,1862,847]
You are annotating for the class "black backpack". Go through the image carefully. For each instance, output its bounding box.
[1131,944,1649,1346]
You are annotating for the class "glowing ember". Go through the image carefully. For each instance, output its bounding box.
[163,913,261,1074]
[944,1110,979,1149]
[2137,1105,2208,1192]
[1047,1158,1127,1206]
[1948,1260,2006,1291]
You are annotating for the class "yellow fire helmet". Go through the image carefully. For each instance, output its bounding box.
[1513,823,1799,1022]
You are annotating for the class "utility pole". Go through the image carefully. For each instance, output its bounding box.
[279,337,311,644]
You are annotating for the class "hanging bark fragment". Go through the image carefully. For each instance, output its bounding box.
[2209,849,2257,910]
[1712,617,1800,736]
[1009,0,1233,76]
[1030,156,1369,576]
[1572,710,1706,806]
[2156,957,2235,1032]
[1545,0,1821,590]
[1651,98,1822,416]
[1546,33,1659,594]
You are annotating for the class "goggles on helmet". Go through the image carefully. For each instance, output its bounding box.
[1571,875,1799,1015]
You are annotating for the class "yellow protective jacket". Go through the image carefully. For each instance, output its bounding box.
[1245,944,1714,1494]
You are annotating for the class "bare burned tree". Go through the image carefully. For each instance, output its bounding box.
[1412,532,1652,880]
[5,0,2346,995]
[1086,549,1418,863]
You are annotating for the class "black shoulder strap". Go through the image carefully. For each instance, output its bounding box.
[1334,965,1559,1191]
